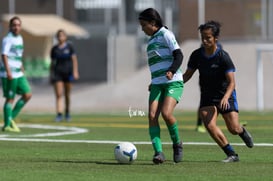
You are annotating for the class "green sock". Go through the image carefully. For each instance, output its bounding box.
[149,126,162,153]
[3,102,13,127]
[12,98,26,119]
[167,122,181,144]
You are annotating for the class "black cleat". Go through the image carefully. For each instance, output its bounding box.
[153,152,165,164]
[240,127,254,148]
[173,142,183,163]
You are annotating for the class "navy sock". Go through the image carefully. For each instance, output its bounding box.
[222,144,236,156]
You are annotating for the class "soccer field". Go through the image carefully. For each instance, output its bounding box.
[0,111,272,181]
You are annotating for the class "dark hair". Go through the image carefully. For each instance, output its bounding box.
[138,8,163,28]
[9,16,21,28]
[198,20,221,38]
[56,29,66,37]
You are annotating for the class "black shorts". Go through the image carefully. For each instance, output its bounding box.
[199,91,239,114]
[51,71,74,83]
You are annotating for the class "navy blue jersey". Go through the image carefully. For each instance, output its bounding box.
[50,42,75,74]
[187,47,235,99]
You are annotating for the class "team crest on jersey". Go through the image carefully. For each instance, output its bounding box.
[64,48,70,54]
[148,50,160,59]
[211,64,219,68]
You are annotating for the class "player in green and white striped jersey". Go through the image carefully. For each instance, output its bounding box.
[1,16,32,132]
[139,8,184,164]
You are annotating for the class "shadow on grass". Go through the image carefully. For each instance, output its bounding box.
[53,159,154,166]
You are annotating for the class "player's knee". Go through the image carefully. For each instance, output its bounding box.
[23,93,32,102]
[161,110,172,121]
[205,122,216,131]
[148,112,157,122]
[228,126,241,135]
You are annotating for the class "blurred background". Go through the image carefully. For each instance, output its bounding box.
[0,0,272,112]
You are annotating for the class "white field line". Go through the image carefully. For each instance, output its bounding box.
[0,124,88,138]
[0,138,272,147]
[0,124,272,147]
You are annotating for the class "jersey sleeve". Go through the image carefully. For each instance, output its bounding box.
[222,51,236,73]
[187,51,199,70]
[68,43,76,56]
[50,47,55,60]
[163,31,180,52]
[1,37,12,55]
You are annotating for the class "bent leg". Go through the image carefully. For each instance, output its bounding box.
[222,112,242,135]
[200,106,237,157]
[12,93,32,119]
[161,96,180,144]
[223,112,254,148]
[200,106,228,147]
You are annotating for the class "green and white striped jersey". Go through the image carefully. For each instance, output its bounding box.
[0,32,24,78]
[147,27,183,84]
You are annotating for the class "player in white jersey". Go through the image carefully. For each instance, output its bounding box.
[1,16,32,132]
[139,8,184,164]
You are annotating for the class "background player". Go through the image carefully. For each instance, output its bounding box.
[0,16,32,132]
[139,8,184,164]
[183,21,253,162]
[50,29,79,122]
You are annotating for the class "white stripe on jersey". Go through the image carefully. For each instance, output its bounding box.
[152,72,183,85]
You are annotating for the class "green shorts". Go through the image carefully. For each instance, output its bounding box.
[149,81,184,103]
[2,76,31,99]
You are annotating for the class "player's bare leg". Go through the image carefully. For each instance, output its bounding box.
[200,106,239,162]
[64,82,72,121]
[54,81,64,122]
[223,112,253,148]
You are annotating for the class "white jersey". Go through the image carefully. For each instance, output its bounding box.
[0,32,24,78]
[147,27,183,84]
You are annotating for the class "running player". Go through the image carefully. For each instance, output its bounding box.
[50,29,79,122]
[1,16,32,132]
[138,8,184,164]
[183,21,254,162]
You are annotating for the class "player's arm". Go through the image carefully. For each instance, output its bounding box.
[1,54,12,80]
[220,72,236,110]
[71,54,79,80]
[166,49,183,80]
[183,68,196,83]
[2,38,12,80]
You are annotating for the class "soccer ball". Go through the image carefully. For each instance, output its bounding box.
[114,142,137,164]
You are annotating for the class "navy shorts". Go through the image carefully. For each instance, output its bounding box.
[200,90,239,114]
[51,71,74,83]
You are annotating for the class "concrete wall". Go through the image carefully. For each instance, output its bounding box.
[71,37,108,82]
[113,35,137,82]
[179,0,261,42]
[71,35,137,83]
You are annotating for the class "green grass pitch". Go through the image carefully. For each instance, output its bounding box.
[0,111,272,181]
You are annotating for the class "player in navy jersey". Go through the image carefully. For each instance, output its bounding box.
[50,29,79,122]
[183,21,253,162]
